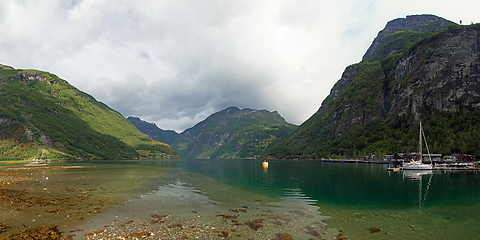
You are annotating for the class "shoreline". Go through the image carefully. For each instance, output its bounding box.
[0,162,340,240]
[4,159,478,239]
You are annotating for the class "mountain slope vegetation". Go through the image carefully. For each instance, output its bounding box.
[127,117,179,144]
[170,107,298,159]
[266,15,480,159]
[0,66,179,160]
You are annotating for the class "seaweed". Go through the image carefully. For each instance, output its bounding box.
[273,232,295,240]
[216,214,239,219]
[370,226,381,233]
[0,224,10,233]
[218,230,229,237]
[245,219,264,231]
[3,224,61,240]
[305,226,321,236]
[337,229,347,240]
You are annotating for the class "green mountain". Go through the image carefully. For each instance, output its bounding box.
[170,107,298,159]
[127,117,179,144]
[0,65,180,160]
[266,15,480,159]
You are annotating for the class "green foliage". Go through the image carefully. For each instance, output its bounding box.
[336,61,384,119]
[198,124,295,159]
[265,24,480,160]
[266,110,480,159]
[127,117,179,144]
[171,107,298,159]
[367,31,432,61]
[0,68,179,160]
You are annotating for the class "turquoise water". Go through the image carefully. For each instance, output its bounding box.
[174,159,480,209]
[3,159,480,239]
[142,159,480,239]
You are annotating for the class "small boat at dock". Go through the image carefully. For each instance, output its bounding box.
[403,123,434,170]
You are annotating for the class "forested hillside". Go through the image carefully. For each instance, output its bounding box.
[266,15,480,159]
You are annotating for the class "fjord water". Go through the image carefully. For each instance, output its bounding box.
[172,159,480,239]
[4,159,480,239]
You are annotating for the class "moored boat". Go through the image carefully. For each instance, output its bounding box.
[403,123,433,170]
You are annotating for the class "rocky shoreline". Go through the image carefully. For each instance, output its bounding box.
[1,164,339,240]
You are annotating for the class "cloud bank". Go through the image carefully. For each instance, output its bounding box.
[1,0,479,132]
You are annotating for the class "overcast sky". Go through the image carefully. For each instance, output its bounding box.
[1,0,479,132]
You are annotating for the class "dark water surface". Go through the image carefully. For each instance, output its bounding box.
[2,159,480,239]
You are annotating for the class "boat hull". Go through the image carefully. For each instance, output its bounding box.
[403,161,433,170]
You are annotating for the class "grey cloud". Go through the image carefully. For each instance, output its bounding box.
[2,0,479,132]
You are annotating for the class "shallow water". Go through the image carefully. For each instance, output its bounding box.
[1,159,480,239]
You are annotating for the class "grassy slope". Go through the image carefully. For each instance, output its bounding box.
[0,68,179,160]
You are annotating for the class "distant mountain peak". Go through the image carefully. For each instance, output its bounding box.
[127,116,178,145]
[170,106,297,159]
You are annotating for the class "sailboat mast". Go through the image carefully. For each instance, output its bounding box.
[421,122,433,165]
[419,123,422,161]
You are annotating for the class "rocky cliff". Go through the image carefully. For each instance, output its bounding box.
[363,14,457,61]
[266,15,480,159]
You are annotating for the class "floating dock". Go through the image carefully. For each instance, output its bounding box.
[386,166,479,172]
[387,167,403,172]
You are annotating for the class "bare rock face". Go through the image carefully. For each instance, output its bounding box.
[363,14,457,61]
[391,28,480,119]
[318,23,480,135]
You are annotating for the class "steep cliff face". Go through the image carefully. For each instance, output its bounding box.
[321,26,480,133]
[390,28,480,117]
[363,14,456,61]
[266,17,480,159]
[171,107,298,159]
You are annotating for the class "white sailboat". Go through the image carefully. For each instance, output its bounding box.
[403,122,434,170]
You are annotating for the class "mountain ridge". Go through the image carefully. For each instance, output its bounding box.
[166,106,298,159]
[266,15,480,159]
[0,66,180,160]
[127,116,179,144]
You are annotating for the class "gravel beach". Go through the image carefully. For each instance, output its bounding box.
[1,164,339,240]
